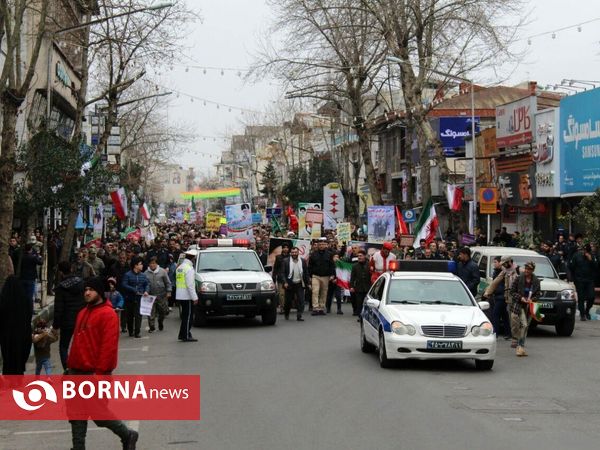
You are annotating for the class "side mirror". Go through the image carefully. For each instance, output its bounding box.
[559,272,567,280]
[264,265,272,273]
[478,301,490,311]
[366,298,381,309]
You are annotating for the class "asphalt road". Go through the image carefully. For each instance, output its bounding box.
[3,306,600,450]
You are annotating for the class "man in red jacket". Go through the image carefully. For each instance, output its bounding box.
[67,277,139,450]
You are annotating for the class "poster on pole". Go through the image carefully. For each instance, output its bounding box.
[206,212,223,232]
[298,202,321,238]
[323,182,344,220]
[92,203,103,239]
[337,223,351,243]
[367,206,395,243]
[225,203,253,240]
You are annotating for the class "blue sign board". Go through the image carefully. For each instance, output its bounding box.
[266,207,281,218]
[559,88,600,195]
[252,213,263,224]
[402,209,417,223]
[437,117,480,150]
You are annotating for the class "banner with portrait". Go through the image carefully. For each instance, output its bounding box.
[225,203,253,240]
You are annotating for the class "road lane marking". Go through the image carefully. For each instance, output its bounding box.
[120,346,149,352]
[123,360,148,365]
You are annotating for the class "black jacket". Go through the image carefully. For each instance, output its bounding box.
[278,257,310,288]
[53,275,85,331]
[308,250,334,277]
[19,252,42,281]
[350,261,371,293]
[456,258,480,295]
[569,251,598,282]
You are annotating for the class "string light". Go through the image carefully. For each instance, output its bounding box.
[143,80,264,115]
[522,16,600,43]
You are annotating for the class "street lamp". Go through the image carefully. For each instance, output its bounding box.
[386,55,477,233]
[46,2,174,120]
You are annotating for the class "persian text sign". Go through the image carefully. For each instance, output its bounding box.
[496,96,536,148]
[560,88,600,195]
[0,375,200,420]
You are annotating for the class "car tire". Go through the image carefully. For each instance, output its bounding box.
[361,322,375,353]
[261,308,277,325]
[378,330,392,368]
[193,310,208,327]
[555,316,575,337]
[475,359,494,371]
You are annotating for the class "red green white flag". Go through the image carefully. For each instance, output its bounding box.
[335,260,352,296]
[529,302,545,322]
[412,198,439,248]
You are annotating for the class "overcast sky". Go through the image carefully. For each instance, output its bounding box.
[167,0,600,175]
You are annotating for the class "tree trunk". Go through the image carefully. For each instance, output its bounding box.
[356,125,382,205]
[0,95,20,286]
[416,124,431,205]
[59,209,79,262]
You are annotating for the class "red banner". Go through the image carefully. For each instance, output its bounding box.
[0,375,200,420]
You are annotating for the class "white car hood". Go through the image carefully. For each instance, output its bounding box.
[385,304,486,326]
[196,271,270,284]
[539,278,570,291]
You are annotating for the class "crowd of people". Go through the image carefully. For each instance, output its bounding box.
[1,222,598,372]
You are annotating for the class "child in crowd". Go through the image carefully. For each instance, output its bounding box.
[32,318,58,375]
[107,277,126,333]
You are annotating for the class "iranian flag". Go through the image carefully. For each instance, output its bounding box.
[446,184,463,211]
[110,187,128,220]
[412,198,439,249]
[140,202,151,221]
[335,259,352,297]
[529,302,545,322]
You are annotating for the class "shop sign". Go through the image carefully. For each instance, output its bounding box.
[496,96,536,148]
[559,87,600,195]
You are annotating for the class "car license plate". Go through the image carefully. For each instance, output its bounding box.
[427,340,463,350]
[538,302,554,309]
[226,294,252,301]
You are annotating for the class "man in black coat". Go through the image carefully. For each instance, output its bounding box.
[278,247,310,321]
[52,261,85,370]
[350,250,371,319]
[0,259,32,375]
[569,243,598,321]
[456,247,480,296]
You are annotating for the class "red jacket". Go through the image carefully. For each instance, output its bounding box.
[67,299,119,374]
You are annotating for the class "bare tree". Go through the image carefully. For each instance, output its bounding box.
[58,0,197,261]
[0,0,51,284]
[360,0,526,203]
[255,0,390,205]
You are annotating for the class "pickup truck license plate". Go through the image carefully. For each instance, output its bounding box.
[227,294,252,301]
[426,340,463,350]
[538,302,553,309]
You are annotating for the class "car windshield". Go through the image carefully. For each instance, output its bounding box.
[197,251,263,272]
[491,255,557,279]
[387,279,474,306]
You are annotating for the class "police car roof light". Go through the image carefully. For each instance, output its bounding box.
[392,260,457,274]
[198,239,250,248]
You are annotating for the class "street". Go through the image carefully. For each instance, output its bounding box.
[2,306,600,450]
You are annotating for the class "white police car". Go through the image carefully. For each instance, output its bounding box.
[360,260,496,370]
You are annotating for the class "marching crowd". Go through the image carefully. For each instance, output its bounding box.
[1,222,598,372]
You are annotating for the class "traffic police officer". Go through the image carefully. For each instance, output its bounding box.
[176,249,199,342]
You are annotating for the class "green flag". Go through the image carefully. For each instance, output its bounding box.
[191,196,196,212]
[271,217,282,234]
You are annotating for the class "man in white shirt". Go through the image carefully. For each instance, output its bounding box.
[278,247,310,321]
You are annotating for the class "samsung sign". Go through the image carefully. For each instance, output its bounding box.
[437,117,480,155]
[559,87,600,195]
